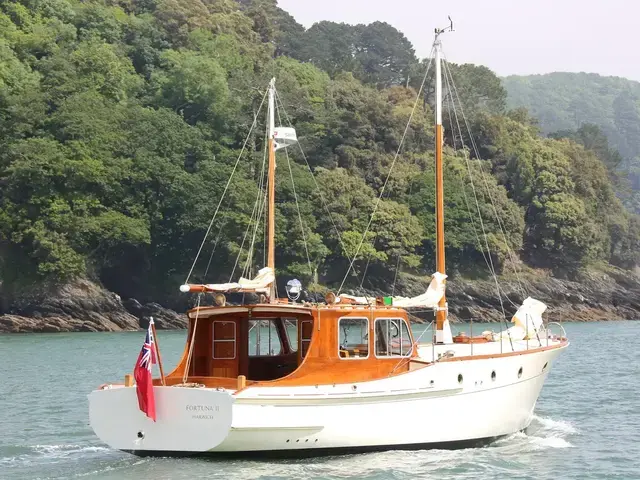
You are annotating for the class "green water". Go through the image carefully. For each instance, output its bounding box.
[1,322,639,479]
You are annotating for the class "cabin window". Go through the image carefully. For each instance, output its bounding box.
[212,321,236,359]
[248,319,282,356]
[284,318,298,352]
[338,317,369,359]
[375,318,412,357]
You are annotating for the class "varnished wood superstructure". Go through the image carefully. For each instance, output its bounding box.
[160,303,425,389]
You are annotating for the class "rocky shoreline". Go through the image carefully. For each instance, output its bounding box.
[0,269,639,333]
[0,279,187,333]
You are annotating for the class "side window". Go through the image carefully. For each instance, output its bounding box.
[248,319,282,356]
[338,317,369,359]
[284,318,298,352]
[375,318,412,357]
[213,321,236,359]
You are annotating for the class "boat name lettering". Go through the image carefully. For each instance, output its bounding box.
[185,405,220,412]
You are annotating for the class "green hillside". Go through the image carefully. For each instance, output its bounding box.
[0,0,638,307]
[503,72,640,211]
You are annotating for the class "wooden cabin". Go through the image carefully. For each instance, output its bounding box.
[162,303,421,389]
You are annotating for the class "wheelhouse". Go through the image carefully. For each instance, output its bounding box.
[162,304,418,389]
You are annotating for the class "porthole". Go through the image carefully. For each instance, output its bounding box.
[458,374,463,384]
[543,362,548,371]
[518,367,523,378]
[491,370,496,381]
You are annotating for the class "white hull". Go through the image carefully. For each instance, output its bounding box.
[89,340,566,456]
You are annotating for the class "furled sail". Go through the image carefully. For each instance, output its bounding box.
[392,272,447,308]
[336,272,447,308]
[180,267,275,294]
[495,297,547,341]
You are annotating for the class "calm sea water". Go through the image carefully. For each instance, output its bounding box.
[1,321,639,480]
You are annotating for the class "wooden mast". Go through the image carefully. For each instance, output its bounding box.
[267,78,277,302]
[434,31,447,344]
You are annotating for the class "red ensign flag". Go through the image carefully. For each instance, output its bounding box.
[133,319,157,421]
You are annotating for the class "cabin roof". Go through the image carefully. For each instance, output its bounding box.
[186,303,408,318]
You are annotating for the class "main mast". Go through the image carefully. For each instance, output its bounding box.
[434,24,451,344]
[267,78,277,302]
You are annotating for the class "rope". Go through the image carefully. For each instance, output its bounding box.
[274,88,374,288]
[184,88,269,285]
[275,98,314,278]
[441,51,528,302]
[391,320,434,373]
[182,294,202,384]
[442,58,513,351]
[273,91,356,268]
[337,49,436,295]
[240,119,270,280]
[202,220,226,281]
[443,77,494,278]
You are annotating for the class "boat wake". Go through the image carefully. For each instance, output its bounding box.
[0,443,110,464]
[495,415,577,451]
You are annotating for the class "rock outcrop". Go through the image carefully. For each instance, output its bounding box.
[0,279,187,333]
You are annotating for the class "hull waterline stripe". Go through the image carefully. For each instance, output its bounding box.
[123,434,507,459]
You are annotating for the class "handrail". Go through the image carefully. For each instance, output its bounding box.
[546,321,567,340]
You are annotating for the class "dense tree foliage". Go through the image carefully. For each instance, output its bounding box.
[0,0,637,305]
[504,72,640,214]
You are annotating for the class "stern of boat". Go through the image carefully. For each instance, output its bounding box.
[88,385,234,455]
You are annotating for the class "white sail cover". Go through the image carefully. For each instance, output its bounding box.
[337,272,447,308]
[392,272,447,308]
[202,267,275,293]
[512,296,546,338]
[496,297,547,341]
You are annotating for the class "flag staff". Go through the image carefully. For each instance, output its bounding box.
[150,317,166,386]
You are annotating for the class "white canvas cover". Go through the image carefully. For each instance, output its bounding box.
[392,272,448,308]
[336,272,447,308]
[202,267,275,293]
[495,297,547,341]
[512,297,546,339]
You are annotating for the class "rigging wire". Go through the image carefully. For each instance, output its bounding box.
[202,219,227,281]
[441,50,528,302]
[183,87,269,285]
[336,49,436,296]
[240,118,271,280]
[182,293,202,384]
[273,89,359,272]
[274,96,314,278]
[442,58,513,351]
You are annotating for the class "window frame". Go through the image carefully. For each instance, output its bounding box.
[248,318,284,357]
[300,319,313,358]
[212,320,236,360]
[374,317,413,359]
[283,317,299,353]
[337,316,370,360]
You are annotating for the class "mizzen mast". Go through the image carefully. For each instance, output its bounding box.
[267,78,277,302]
[434,20,453,344]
